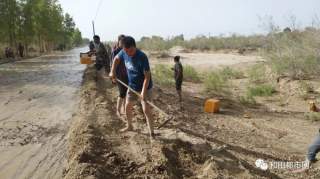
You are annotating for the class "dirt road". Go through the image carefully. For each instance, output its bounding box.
[0,48,85,179]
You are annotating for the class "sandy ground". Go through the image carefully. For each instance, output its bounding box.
[0,48,85,179]
[1,49,320,179]
[149,51,264,71]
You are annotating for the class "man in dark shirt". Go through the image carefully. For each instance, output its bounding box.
[5,47,14,58]
[93,35,110,74]
[110,36,155,138]
[88,41,95,57]
[111,34,128,118]
[5,47,10,58]
[18,43,24,58]
[173,56,183,104]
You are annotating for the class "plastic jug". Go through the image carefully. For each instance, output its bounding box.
[204,99,220,113]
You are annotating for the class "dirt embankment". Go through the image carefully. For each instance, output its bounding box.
[64,64,320,179]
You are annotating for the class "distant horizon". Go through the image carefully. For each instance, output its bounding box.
[83,25,318,42]
[59,0,320,41]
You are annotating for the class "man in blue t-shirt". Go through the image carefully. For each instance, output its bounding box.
[109,36,155,138]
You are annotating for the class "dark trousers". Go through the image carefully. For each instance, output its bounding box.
[307,133,320,162]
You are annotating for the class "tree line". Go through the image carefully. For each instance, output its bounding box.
[0,0,85,56]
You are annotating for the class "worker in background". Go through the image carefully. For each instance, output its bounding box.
[111,34,128,118]
[18,43,24,58]
[172,56,183,108]
[105,43,112,67]
[5,47,14,59]
[5,47,10,58]
[110,36,155,139]
[93,35,109,79]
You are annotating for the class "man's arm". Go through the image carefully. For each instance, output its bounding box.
[141,70,151,100]
[109,55,120,82]
[141,54,151,100]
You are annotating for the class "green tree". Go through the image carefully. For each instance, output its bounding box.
[72,28,83,47]
[62,13,76,48]
[0,0,83,56]
[0,0,19,47]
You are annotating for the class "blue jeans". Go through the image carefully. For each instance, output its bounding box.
[307,133,320,162]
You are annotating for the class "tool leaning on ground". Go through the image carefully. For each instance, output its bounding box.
[114,78,174,129]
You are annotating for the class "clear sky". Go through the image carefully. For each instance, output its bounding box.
[59,0,320,41]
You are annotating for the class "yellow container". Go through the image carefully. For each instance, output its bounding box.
[204,99,220,113]
[80,57,93,64]
[80,53,93,64]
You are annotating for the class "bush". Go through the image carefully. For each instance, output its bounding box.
[239,94,257,106]
[263,29,320,80]
[247,84,276,97]
[183,35,265,51]
[248,64,267,83]
[203,71,229,93]
[299,81,314,93]
[239,84,274,106]
[269,55,320,80]
[305,112,320,122]
[298,81,315,100]
[152,64,174,86]
[203,67,243,94]
[184,65,201,82]
[137,34,265,52]
[137,36,171,51]
[220,67,244,79]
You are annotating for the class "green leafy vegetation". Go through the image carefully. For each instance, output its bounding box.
[239,94,257,106]
[152,64,175,86]
[220,67,244,79]
[137,34,265,52]
[247,84,276,97]
[0,0,85,57]
[248,64,267,83]
[203,71,229,94]
[305,112,320,122]
[184,65,201,82]
[263,28,320,80]
[202,67,244,93]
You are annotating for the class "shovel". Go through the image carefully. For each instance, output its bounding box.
[115,78,174,129]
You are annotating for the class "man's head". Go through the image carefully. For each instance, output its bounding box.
[93,35,100,44]
[174,56,180,63]
[89,41,95,51]
[123,36,136,57]
[118,34,126,48]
